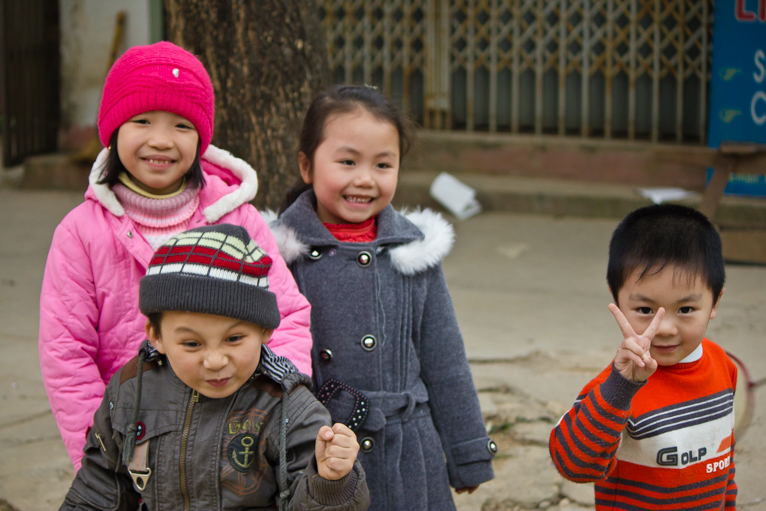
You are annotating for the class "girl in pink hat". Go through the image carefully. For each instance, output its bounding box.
[38,41,312,471]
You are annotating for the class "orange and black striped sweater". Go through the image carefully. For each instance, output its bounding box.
[549,339,737,510]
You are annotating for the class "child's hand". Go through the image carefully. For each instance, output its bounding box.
[315,423,359,481]
[609,303,663,382]
[456,485,480,494]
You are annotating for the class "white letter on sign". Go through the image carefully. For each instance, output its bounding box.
[755,49,766,84]
[752,91,766,125]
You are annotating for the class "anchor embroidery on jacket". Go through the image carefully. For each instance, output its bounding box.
[228,433,259,472]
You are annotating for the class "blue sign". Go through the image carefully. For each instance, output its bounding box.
[707,0,766,196]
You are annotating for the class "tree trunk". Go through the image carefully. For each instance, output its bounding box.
[164,0,330,210]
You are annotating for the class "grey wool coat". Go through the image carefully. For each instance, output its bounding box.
[272,191,495,511]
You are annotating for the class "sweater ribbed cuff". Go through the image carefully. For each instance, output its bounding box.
[306,457,360,506]
[600,364,645,410]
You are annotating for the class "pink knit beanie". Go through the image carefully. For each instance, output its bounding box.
[98,41,215,154]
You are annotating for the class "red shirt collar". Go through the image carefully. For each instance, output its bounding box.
[323,216,377,242]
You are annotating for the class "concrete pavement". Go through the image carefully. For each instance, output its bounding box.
[0,188,764,510]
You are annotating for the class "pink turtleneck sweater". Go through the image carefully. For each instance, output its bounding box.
[112,182,200,250]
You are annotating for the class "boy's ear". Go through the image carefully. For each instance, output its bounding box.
[298,152,312,184]
[145,320,166,354]
[262,329,273,344]
[710,288,725,320]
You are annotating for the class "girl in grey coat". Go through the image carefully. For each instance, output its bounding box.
[271,85,496,510]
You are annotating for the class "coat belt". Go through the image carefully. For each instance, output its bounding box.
[362,388,429,431]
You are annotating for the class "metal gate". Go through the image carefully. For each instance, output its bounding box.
[1,0,60,167]
[320,0,712,144]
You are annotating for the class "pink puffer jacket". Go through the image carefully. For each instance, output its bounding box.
[39,145,312,471]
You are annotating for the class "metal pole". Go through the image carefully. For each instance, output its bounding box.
[490,0,498,132]
[652,0,660,142]
[512,0,520,132]
[467,0,475,130]
[559,0,567,135]
[581,0,590,137]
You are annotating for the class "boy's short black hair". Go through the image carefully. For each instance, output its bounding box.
[607,204,725,305]
[147,312,163,337]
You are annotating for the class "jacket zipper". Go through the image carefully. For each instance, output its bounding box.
[180,389,199,511]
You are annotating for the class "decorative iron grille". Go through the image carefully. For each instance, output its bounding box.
[320,0,712,144]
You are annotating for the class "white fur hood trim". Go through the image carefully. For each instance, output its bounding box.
[262,209,310,265]
[389,208,455,275]
[200,145,258,223]
[88,145,259,223]
[89,148,124,216]
[268,208,455,275]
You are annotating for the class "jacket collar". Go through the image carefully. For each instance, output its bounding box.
[143,342,310,397]
[85,144,258,224]
[275,190,455,275]
[279,190,423,247]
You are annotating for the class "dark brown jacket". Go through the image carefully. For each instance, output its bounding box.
[59,344,369,511]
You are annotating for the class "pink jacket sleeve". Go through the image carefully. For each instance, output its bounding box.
[38,219,105,471]
[225,205,313,376]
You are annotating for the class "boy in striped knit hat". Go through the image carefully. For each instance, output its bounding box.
[550,204,737,510]
[60,224,369,511]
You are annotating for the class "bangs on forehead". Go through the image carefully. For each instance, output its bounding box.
[632,258,709,289]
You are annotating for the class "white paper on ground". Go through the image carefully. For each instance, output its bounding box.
[636,187,696,204]
[429,172,483,220]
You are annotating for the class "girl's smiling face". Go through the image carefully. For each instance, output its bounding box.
[300,108,400,224]
[117,110,199,195]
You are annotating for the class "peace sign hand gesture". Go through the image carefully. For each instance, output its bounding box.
[608,304,664,382]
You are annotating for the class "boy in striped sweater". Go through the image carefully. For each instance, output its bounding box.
[549,204,737,510]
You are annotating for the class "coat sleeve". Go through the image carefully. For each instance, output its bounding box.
[416,265,495,489]
[59,378,139,511]
[39,218,107,471]
[265,387,370,510]
[548,364,643,482]
[233,206,313,376]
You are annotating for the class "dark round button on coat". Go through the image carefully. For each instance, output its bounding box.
[319,349,333,362]
[361,335,376,351]
[488,439,498,454]
[360,437,375,452]
[309,248,322,260]
[356,251,372,267]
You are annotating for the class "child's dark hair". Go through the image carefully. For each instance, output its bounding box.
[97,128,206,189]
[147,312,163,337]
[607,204,725,305]
[279,84,415,214]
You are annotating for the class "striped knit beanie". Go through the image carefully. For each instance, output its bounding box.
[139,224,280,329]
[98,41,215,153]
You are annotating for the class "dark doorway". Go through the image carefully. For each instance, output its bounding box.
[1,0,60,167]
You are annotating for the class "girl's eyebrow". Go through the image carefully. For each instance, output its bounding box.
[335,146,360,155]
[335,146,397,158]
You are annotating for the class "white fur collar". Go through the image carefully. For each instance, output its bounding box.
[262,209,310,265]
[88,144,259,223]
[388,208,455,275]
[268,208,454,275]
